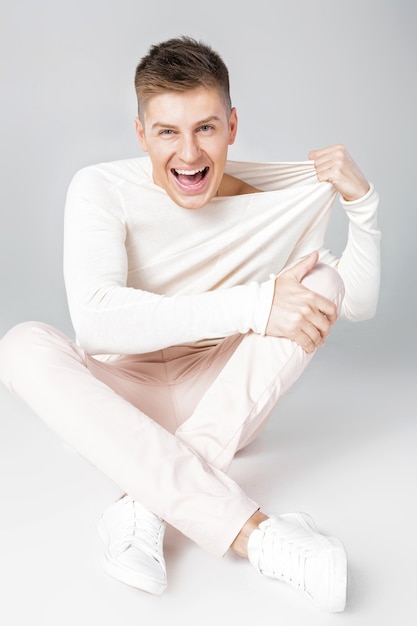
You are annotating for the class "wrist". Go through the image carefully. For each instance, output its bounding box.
[340,183,374,206]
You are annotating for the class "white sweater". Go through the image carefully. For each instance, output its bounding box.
[63,157,381,355]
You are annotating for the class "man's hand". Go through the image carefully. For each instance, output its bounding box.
[266,252,337,354]
[309,144,370,202]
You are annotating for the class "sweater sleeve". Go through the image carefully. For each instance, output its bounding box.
[319,184,381,321]
[63,168,275,355]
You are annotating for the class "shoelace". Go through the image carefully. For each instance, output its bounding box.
[261,534,313,590]
[116,501,164,559]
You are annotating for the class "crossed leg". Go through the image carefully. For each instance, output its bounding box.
[0,263,344,557]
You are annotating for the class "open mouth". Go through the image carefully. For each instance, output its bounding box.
[172,166,209,187]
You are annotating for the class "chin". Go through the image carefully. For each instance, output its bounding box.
[171,188,215,210]
[175,197,208,210]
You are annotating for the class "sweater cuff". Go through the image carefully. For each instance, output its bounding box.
[251,276,276,335]
[340,182,375,207]
[339,183,379,231]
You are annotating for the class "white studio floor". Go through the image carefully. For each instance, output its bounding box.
[0,333,416,626]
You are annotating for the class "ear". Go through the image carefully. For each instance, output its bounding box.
[135,117,148,152]
[228,107,238,145]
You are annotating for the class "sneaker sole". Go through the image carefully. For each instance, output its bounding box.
[97,518,167,596]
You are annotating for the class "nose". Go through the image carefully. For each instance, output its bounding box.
[177,133,201,163]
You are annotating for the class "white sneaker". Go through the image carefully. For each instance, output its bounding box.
[247,512,347,612]
[97,495,167,595]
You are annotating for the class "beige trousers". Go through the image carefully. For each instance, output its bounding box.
[0,265,344,556]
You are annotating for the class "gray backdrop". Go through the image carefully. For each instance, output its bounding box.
[1,0,416,364]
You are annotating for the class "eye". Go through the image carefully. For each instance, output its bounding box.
[199,124,214,132]
[159,129,175,136]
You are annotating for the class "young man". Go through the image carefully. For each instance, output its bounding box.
[0,37,380,612]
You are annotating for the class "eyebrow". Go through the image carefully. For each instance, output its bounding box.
[151,115,221,132]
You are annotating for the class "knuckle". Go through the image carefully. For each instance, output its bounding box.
[301,302,312,316]
[293,311,304,324]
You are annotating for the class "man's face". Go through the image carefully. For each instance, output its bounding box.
[135,87,238,209]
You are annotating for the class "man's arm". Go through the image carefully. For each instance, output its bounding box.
[265,145,380,351]
[265,252,337,354]
[308,144,370,202]
[309,144,381,321]
[63,166,276,355]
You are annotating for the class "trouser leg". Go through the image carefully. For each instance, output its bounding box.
[0,264,344,556]
[176,264,345,472]
[0,322,257,556]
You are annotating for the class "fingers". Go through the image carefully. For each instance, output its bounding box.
[266,253,340,353]
[298,325,325,354]
[291,324,324,354]
[267,275,337,353]
[289,251,319,282]
[291,297,336,353]
[316,293,338,326]
[308,144,370,201]
[309,144,347,183]
[283,315,330,354]
[308,144,341,162]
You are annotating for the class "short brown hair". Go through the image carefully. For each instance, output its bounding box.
[134,36,232,120]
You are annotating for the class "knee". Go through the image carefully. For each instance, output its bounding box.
[301,263,345,315]
[0,322,61,386]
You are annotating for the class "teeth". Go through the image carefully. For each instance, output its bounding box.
[175,167,206,176]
